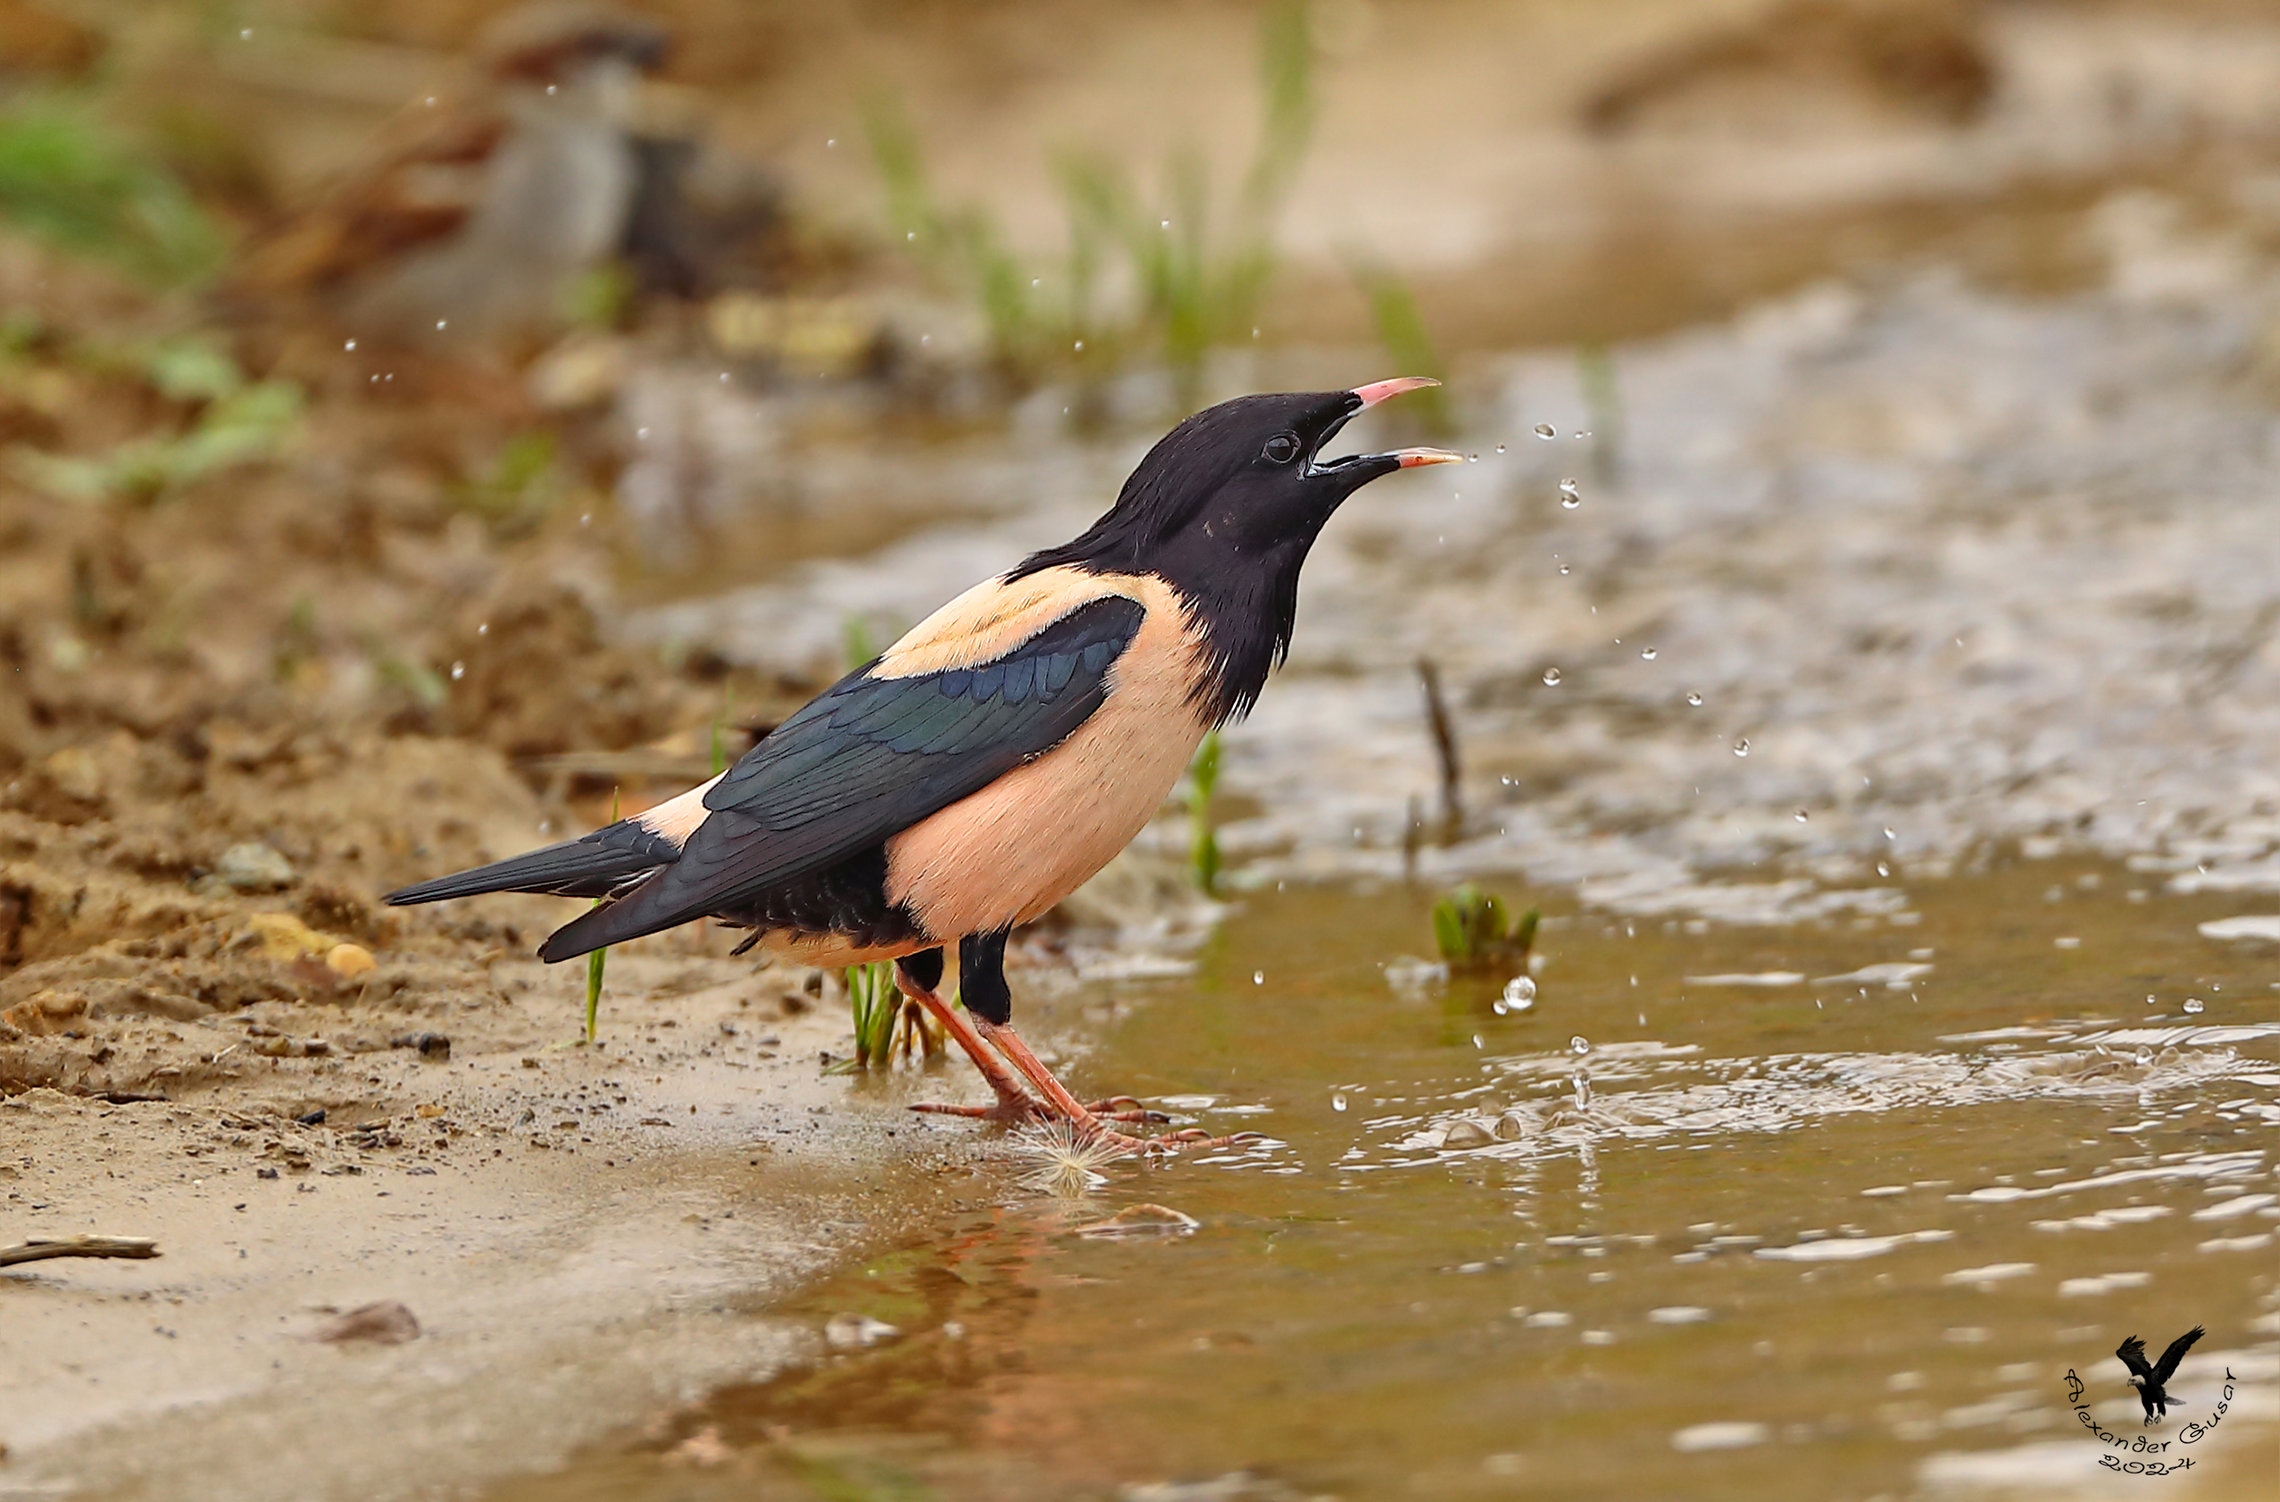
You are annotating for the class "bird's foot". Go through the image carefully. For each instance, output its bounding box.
[1080,1094,1172,1126]
[909,1095,1051,1125]
[1078,1125,1269,1158]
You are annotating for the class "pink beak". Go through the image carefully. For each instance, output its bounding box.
[1345,377,1463,466]
[1351,375,1441,408]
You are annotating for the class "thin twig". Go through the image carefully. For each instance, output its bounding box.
[1416,656,1463,839]
[1,1235,160,1268]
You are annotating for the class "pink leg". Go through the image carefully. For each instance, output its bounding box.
[976,1020,1250,1154]
[896,972,1044,1124]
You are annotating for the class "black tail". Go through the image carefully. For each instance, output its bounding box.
[384,824,677,906]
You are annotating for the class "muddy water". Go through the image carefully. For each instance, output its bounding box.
[489,860,2276,1501]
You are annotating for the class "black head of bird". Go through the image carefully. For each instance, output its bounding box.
[1021,375,1453,720]
[387,379,1456,1150]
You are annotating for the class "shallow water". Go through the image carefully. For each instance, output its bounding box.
[488,859,2277,1501]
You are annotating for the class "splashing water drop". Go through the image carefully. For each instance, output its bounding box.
[1876,861,1890,877]
[1502,976,1537,1011]
[1883,827,1897,840]
[1558,479,1581,508]
[2134,1046,2153,1067]
[1558,564,1571,576]
[1794,809,1809,822]
[2183,997,2205,1014]
[1473,1034,1485,1050]
[1686,691,1703,707]
[449,661,465,681]
[1640,647,1657,661]
[1331,1093,1348,1113]
[1570,1035,1591,1056]
[1534,423,1555,440]
[1252,970,1265,986]
[1733,738,1751,757]
[1495,443,1508,454]
[1570,1073,1593,1108]
[1542,667,1563,686]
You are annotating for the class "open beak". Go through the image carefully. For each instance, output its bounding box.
[1315,376,1463,471]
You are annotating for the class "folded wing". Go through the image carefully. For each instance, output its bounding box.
[532,591,1146,962]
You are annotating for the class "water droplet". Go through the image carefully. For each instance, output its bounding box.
[1640,647,1657,661]
[1160,219,1171,229]
[1686,691,1703,706]
[1570,1035,1591,1055]
[1502,976,1537,1011]
[2133,1046,2153,1068]
[1472,1033,1485,1050]
[1331,1093,1348,1112]
[1073,339,1084,351]
[1876,861,1890,877]
[1468,453,1480,463]
[906,230,917,241]
[1542,667,1562,686]
[1031,278,1041,288]
[1558,564,1570,575]
[1558,479,1581,508]
[343,339,357,352]
[826,138,836,148]
[2146,994,2158,1007]
[1571,1073,1593,1108]
[1794,809,1809,822]
[2183,997,2205,1014]
[476,622,489,635]
[449,661,465,680]
[1732,738,1750,757]
[1495,443,1507,453]
[434,319,448,330]
[1252,970,1265,986]
[1534,424,1555,440]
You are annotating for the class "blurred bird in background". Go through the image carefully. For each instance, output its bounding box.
[226,2,670,344]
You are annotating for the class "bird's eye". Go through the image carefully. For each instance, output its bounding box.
[1262,432,1301,464]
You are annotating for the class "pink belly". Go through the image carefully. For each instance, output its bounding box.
[882,603,1210,940]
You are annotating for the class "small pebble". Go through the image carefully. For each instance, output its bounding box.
[315,1299,420,1345]
[823,1313,901,1350]
[217,842,296,892]
[1441,1119,1496,1148]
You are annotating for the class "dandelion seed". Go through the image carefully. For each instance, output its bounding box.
[1008,1120,1124,1195]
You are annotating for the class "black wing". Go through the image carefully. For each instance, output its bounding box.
[2152,1326,2204,1384]
[2114,1335,2153,1381]
[534,593,1145,962]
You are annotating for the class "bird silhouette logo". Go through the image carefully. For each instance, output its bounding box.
[2114,1326,2203,1425]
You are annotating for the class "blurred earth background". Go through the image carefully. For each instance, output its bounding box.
[0,2,2275,1499]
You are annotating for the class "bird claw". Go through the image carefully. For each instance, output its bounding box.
[1086,1125,1265,1156]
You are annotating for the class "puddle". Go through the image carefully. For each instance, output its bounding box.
[485,860,2277,1500]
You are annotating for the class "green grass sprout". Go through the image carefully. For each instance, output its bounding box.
[0,96,224,289]
[1185,730,1222,896]
[584,788,620,1043]
[867,0,1317,407]
[1431,883,1539,971]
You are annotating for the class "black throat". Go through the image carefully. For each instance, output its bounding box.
[1008,521,1314,727]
